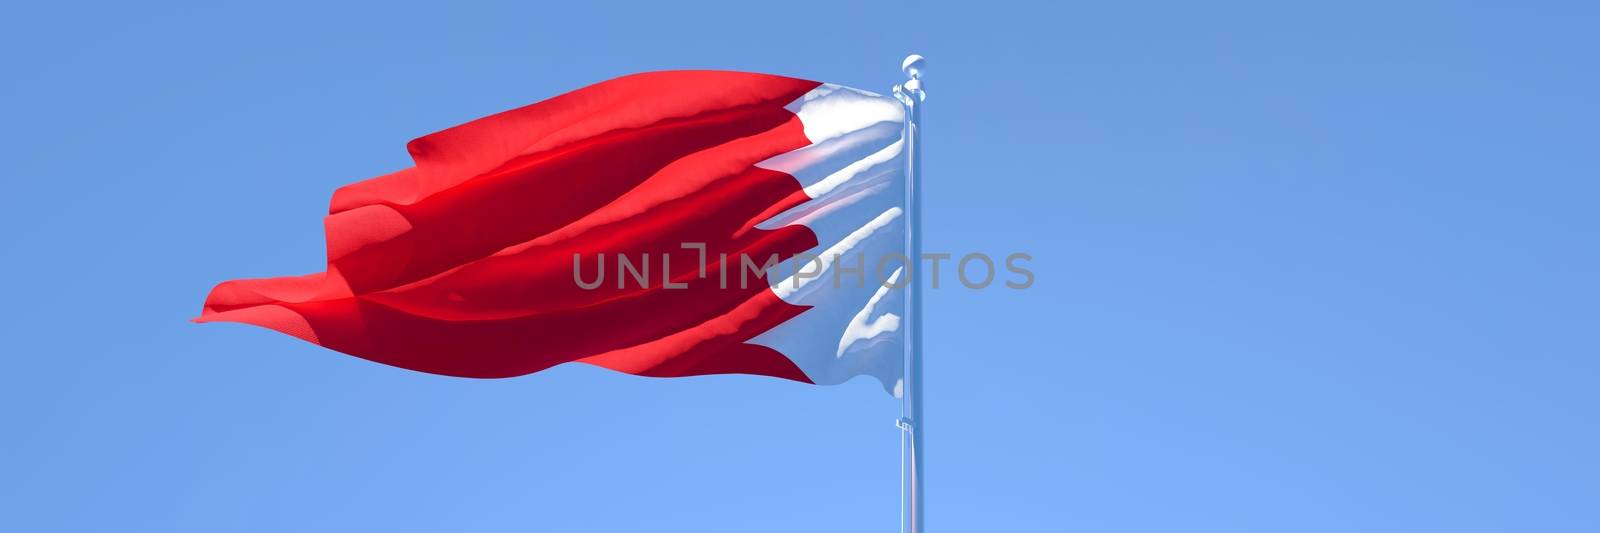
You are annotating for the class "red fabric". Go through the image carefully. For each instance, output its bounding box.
[199,71,823,382]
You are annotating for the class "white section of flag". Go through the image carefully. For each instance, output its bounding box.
[751,84,908,396]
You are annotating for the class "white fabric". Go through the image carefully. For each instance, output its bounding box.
[749,84,907,396]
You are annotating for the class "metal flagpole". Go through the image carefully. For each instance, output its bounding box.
[893,53,927,533]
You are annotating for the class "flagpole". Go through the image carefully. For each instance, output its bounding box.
[894,53,927,533]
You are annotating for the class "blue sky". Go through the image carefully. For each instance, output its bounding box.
[2,1,1596,531]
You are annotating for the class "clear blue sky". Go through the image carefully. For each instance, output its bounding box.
[2,1,1596,531]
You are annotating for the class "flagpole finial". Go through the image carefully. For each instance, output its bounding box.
[902,54,926,79]
[895,54,927,104]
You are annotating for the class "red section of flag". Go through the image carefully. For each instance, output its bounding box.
[198,71,823,382]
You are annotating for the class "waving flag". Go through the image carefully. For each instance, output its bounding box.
[198,71,908,395]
